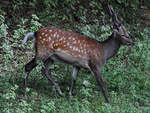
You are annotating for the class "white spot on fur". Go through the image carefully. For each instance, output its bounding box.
[67,43,70,46]
[62,36,65,40]
[57,48,61,51]
[45,34,48,37]
[70,46,72,49]
[78,54,81,57]
[52,40,54,44]
[43,38,46,41]
[73,47,76,51]
[55,43,58,46]
[53,32,57,37]
[75,48,79,51]
[49,30,52,32]
[42,33,45,35]
[41,41,44,44]
[57,34,59,38]
[63,40,66,43]
[73,40,77,44]
[49,37,51,41]
[50,43,53,47]
[59,38,63,41]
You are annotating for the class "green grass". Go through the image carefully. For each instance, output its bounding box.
[1,32,150,112]
[0,1,150,113]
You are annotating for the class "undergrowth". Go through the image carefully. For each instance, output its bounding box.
[0,1,150,113]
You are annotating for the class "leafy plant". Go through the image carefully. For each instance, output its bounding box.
[0,15,8,38]
[0,1,150,113]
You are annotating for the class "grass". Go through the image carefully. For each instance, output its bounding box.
[0,1,150,113]
[1,29,150,112]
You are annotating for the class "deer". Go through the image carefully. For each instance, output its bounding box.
[22,5,134,103]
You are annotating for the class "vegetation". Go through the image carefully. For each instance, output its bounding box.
[0,0,150,113]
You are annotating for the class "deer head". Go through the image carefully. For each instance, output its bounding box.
[108,5,134,46]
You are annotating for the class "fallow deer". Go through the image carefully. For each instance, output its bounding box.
[22,5,134,103]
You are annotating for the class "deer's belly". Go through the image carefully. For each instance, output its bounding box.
[50,52,90,69]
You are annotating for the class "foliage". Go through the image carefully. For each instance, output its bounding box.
[0,0,150,113]
[0,15,8,38]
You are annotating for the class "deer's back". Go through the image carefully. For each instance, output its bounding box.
[35,27,104,68]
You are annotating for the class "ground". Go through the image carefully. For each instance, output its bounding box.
[0,1,150,113]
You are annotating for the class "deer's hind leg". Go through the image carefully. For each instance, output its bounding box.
[24,58,38,99]
[42,58,63,96]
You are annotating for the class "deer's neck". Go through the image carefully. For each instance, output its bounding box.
[102,34,121,61]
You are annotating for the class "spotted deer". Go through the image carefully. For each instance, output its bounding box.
[22,5,134,103]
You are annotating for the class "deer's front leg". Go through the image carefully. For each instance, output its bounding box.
[69,67,80,96]
[89,64,109,103]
